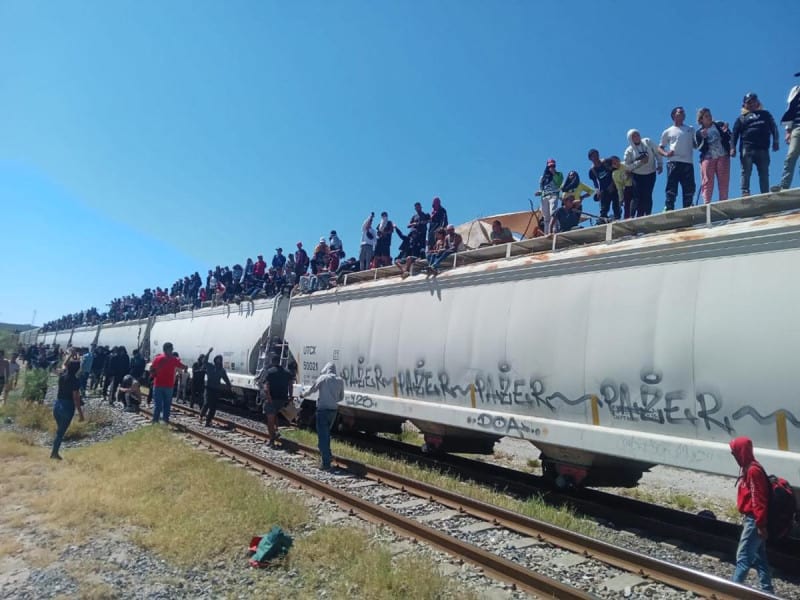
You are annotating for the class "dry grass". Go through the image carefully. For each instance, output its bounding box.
[34,426,309,565]
[259,526,474,600]
[281,429,599,537]
[0,430,478,599]
[3,394,114,441]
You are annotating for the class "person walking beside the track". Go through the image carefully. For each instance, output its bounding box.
[51,360,84,460]
[730,436,774,593]
[200,354,231,427]
[149,342,186,425]
[190,348,212,409]
[0,351,9,401]
[301,362,344,470]
[262,354,293,446]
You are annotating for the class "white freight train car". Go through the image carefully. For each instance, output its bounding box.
[95,319,150,355]
[148,295,289,396]
[286,192,800,486]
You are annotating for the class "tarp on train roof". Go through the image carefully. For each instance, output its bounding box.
[454,209,543,249]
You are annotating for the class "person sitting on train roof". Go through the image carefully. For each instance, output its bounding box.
[425,228,449,275]
[560,170,594,213]
[490,220,514,245]
[395,225,425,279]
[312,238,329,275]
[549,194,582,234]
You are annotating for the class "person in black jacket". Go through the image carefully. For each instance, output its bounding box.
[694,108,732,203]
[201,355,231,427]
[731,92,780,196]
[190,347,212,409]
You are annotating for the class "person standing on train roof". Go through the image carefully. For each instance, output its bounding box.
[659,107,696,210]
[359,213,376,271]
[428,197,448,250]
[731,92,780,196]
[778,78,800,190]
[539,158,563,233]
[408,202,430,246]
[272,248,286,272]
[730,436,774,593]
[262,354,293,446]
[301,362,344,471]
[149,342,186,425]
[623,129,662,217]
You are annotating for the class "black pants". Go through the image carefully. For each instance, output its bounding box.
[665,162,695,210]
[740,146,770,195]
[632,171,656,217]
[201,388,220,425]
[190,384,204,409]
[600,188,621,220]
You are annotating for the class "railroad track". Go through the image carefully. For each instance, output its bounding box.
[149,404,776,599]
[175,401,800,574]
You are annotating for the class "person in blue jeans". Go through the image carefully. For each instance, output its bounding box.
[51,360,84,460]
[301,362,344,470]
[149,342,186,424]
[730,436,773,593]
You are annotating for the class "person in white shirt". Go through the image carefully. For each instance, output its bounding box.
[359,213,376,271]
[658,106,696,210]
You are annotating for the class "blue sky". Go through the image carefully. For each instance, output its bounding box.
[1,0,798,326]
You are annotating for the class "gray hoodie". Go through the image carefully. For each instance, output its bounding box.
[623,129,662,176]
[306,362,344,411]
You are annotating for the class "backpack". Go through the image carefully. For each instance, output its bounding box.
[249,526,293,566]
[760,467,797,540]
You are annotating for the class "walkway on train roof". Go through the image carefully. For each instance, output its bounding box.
[341,188,800,286]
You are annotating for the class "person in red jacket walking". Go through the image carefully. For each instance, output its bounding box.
[730,436,774,593]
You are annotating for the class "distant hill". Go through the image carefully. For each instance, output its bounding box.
[0,322,35,333]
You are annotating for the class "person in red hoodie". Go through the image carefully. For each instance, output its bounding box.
[730,436,773,593]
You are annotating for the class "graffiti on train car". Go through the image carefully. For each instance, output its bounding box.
[339,357,799,435]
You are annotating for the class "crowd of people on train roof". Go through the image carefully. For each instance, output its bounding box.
[39,80,800,333]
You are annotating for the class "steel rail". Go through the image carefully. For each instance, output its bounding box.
[159,417,594,600]
[192,403,799,574]
[164,406,777,600]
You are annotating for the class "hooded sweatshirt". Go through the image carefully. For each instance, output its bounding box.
[623,129,663,175]
[730,436,770,528]
[306,362,344,410]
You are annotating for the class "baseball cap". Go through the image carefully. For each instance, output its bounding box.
[276,247,282,252]
[547,158,556,166]
[743,92,758,104]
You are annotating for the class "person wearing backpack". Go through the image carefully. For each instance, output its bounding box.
[730,436,774,593]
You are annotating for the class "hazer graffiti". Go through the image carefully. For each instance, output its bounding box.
[337,356,798,435]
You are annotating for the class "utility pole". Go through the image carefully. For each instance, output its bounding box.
[31,310,37,326]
